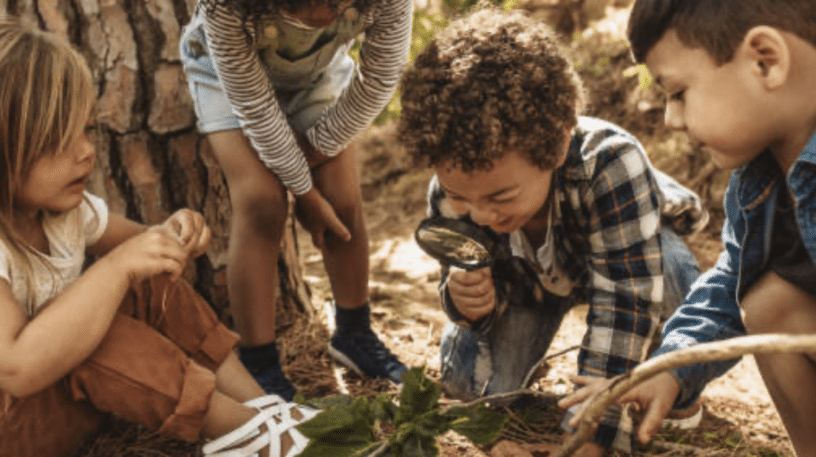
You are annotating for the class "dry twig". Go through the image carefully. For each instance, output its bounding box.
[555,333,816,457]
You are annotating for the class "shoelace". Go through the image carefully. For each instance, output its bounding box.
[203,395,317,457]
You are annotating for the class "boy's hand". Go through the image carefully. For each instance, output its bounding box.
[448,267,496,321]
[618,372,680,444]
[105,226,188,283]
[295,187,351,251]
[558,372,681,445]
[559,375,614,429]
[162,209,211,258]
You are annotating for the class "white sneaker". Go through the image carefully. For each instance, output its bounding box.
[203,395,319,457]
[661,400,703,430]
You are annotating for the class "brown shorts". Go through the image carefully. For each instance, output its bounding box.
[0,276,239,457]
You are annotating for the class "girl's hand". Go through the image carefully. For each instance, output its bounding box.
[295,187,351,251]
[448,266,496,321]
[104,226,188,283]
[161,209,211,258]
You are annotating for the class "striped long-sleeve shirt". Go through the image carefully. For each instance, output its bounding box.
[197,0,413,195]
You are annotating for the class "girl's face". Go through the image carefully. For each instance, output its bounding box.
[15,122,97,217]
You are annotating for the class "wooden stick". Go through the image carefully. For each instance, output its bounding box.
[555,333,816,457]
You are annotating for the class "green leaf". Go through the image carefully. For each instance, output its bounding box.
[395,367,442,426]
[413,410,453,438]
[296,396,375,445]
[399,433,440,457]
[372,392,398,422]
[297,394,354,410]
[445,404,508,445]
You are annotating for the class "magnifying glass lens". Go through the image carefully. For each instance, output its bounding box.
[414,218,496,269]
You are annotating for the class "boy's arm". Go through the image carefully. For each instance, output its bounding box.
[650,178,746,408]
[426,175,504,332]
[305,0,414,158]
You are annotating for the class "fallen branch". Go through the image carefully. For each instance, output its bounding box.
[555,333,816,457]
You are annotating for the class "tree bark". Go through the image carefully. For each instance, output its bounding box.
[2,0,313,324]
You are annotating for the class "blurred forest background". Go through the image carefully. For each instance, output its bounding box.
[1,0,791,455]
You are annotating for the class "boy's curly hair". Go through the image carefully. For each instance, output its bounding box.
[628,0,816,65]
[398,9,584,172]
[201,0,377,18]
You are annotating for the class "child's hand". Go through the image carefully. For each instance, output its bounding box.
[558,375,614,428]
[617,372,681,444]
[295,188,351,251]
[104,226,188,283]
[448,267,496,321]
[161,209,211,258]
[559,372,681,445]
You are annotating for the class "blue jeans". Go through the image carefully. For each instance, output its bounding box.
[439,227,700,400]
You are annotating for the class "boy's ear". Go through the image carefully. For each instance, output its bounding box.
[739,26,790,90]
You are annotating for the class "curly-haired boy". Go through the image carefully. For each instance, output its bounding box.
[399,9,709,456]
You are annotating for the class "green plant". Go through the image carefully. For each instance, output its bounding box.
[294,367,508,457]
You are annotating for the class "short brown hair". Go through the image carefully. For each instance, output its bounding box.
[397,9,584,172]
[628,0,816,65]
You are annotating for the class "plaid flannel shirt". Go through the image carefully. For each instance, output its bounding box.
[427,117,707,450]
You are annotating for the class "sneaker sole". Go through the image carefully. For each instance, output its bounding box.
[327,343,366,377]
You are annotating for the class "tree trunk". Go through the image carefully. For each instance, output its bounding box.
[1,0,313,325]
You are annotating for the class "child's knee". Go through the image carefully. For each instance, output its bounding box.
[741,271,816,334]
[232,183,289,238]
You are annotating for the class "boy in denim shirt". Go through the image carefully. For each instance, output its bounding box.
[561,1,816,455]
[398,9,708,456]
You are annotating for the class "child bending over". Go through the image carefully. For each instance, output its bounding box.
[179,0,412,399]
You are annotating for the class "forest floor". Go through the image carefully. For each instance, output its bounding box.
[81,5,796,457]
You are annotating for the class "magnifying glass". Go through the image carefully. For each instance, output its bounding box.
[414,216,511,269]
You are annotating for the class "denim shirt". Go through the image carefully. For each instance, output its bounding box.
[654,128,816,408]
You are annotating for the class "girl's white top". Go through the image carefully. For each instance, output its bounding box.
[197,0,413,195]
[0,192,108,316]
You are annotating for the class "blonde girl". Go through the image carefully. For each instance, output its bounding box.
[0,20,313,457]
[179,0,412,397]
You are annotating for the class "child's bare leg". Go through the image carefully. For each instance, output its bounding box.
[206,130,288,345]
[312,144,406,381]
[205,130,296,399]
[215,350,266,402]
[741,271,816,456]
[311,143,368,307]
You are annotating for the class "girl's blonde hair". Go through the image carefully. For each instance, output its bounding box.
[0,20,96,314]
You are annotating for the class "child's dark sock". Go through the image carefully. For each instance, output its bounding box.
[238,341,296,401]
[334,302,372,333]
